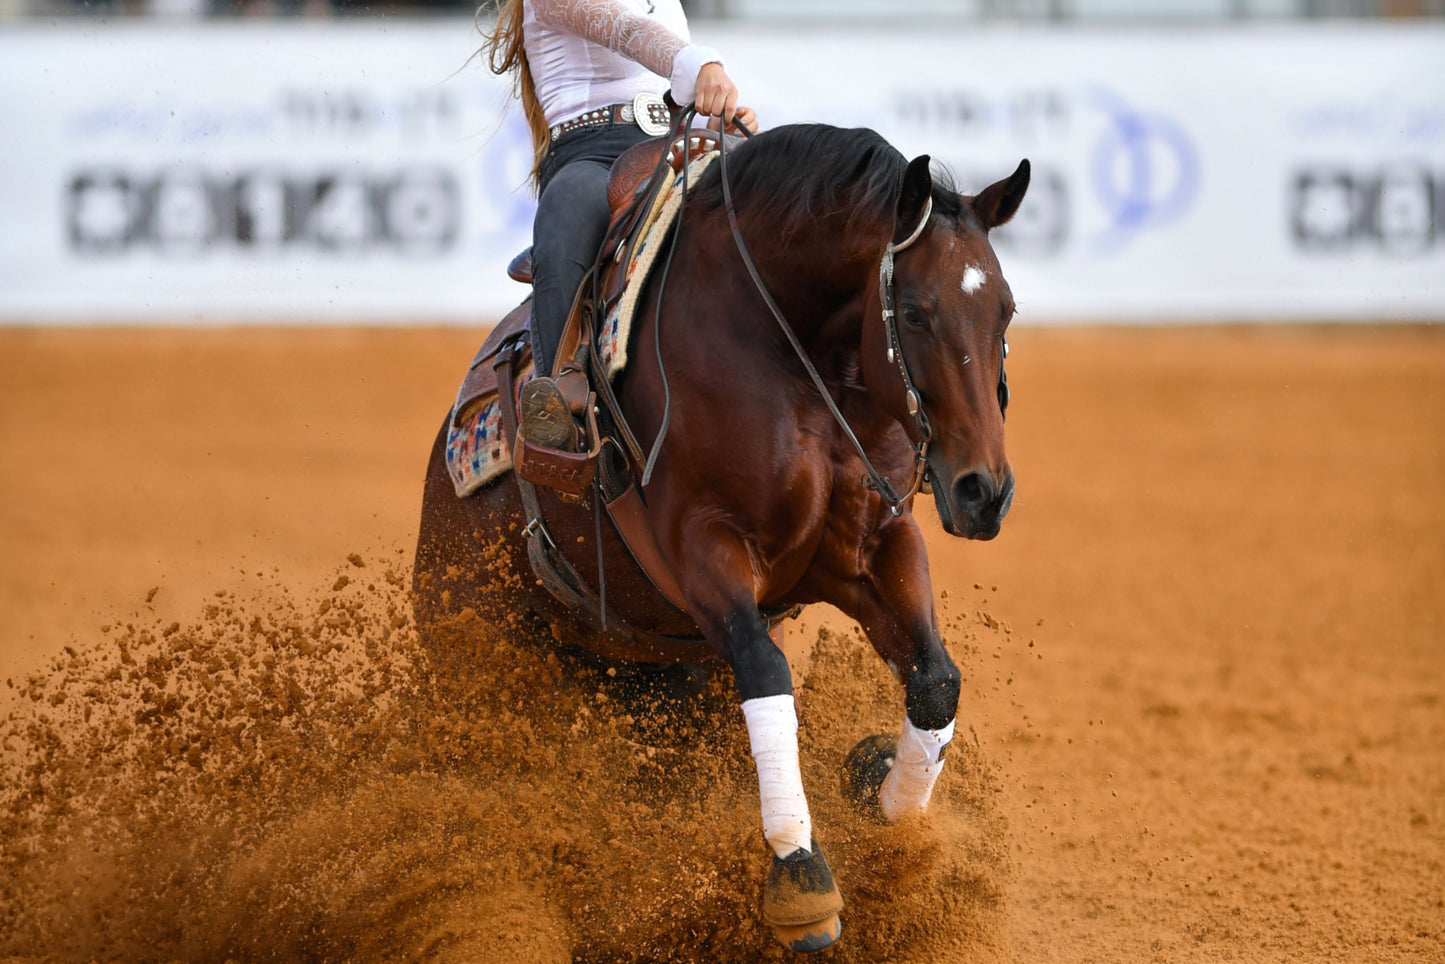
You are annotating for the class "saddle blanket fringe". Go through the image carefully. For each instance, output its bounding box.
[445,150,719,498]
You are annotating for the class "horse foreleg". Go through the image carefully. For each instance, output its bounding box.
[731,614,811,859]
[841,522,962,821]
[682,540,843,951]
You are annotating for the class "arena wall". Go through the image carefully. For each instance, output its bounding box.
[1,20,1441,324]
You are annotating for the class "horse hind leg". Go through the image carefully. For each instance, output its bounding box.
[413,418,463,631]
[850,635,960,821]
[412,416,539,652]
[843,710,957,821]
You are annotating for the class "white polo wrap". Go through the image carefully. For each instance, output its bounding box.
[741,694,812,858]
[879,716,956,820]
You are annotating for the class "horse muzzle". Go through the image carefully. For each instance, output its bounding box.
[930,465,1014,540]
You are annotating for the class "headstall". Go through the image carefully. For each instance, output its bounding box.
[693,112,1014,517]
[875,196,937,512]
[878,203,1013,500]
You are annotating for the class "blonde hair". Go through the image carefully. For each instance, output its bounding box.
[479,1,550,191]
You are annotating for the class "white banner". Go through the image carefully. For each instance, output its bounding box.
[1,20,1442,323]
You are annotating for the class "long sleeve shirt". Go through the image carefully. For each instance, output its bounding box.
[523,0,725,128]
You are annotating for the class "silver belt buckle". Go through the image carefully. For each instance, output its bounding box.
[633,92,670,136]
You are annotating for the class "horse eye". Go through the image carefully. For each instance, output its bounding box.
[902,306,927,329]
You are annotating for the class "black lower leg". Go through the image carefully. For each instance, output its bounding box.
[723,609,793,702]
[903,634,961,732]
[529,317,559,379]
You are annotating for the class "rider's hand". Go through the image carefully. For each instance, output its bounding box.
[694,62,739,127]
[708,105,758,135]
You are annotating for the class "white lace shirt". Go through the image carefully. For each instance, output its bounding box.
[523,0,724,128]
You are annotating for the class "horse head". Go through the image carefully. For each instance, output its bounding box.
[862,156,1030,540]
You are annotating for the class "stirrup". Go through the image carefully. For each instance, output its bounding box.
[518,377,577,452]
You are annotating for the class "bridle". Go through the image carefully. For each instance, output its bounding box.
[875,195,938,510]
[877,200,1013,475]
[651,108,1008,515]
[720,132,1010,516]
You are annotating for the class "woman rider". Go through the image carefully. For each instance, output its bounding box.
[482,0,756,450]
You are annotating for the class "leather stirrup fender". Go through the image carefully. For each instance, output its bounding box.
[551,267,595,380]
[603,484,690,615]
[494,346,591,610]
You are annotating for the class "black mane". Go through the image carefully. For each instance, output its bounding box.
[689,123,964,235]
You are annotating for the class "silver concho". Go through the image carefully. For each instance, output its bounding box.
[633,92,670,137]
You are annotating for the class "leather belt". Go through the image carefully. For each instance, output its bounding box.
[549,92,671,142]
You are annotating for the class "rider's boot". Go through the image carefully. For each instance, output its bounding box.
[517,376,577,452]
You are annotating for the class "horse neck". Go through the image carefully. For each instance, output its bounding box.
[695,202,906,453]
[725,204,891,354]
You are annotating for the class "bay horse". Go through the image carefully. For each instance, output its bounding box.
[414,123,1028,952]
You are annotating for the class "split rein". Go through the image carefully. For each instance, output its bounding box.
[646,106,933,513]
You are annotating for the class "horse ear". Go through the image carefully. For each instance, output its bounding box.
[972,159,1031,231]
[894,155,933,245]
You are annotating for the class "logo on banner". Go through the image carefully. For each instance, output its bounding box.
[1291,164,1439,254]
[889,85,1198,259]
[67,167,460,255]
[1086,88,1200,254]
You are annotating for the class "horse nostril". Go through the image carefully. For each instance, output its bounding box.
[953,471,991,510]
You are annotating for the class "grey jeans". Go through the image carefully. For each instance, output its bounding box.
[530,122,653,377]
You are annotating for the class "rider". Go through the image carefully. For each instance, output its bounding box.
[482,0,756,451]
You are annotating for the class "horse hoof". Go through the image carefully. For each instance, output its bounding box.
[771,913,842,953]
[842,733,896,819]
[762,841,845,953]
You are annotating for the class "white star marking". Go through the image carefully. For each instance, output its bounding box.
[961,266,987,294]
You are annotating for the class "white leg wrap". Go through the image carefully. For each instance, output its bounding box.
[879,716,956,821]
[741,694,813,858]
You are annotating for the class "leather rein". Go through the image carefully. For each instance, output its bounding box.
[643,108,1008,514]
[713,119,935,514]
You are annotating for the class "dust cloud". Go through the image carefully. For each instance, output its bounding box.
[1,553,1010,962]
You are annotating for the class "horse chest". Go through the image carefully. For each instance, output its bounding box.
[811,478,896,582]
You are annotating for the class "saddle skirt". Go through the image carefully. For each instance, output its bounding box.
[445,150,720,498]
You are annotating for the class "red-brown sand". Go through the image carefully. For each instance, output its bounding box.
[1,324,1441,961]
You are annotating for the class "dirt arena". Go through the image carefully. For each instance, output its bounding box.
[1,323,1441,962]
